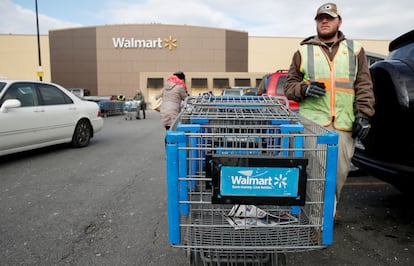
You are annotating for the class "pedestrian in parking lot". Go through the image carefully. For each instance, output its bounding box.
[117,95,125,101]
[157,71,188,130]
[133,89,146,119]
[283,3,375,219]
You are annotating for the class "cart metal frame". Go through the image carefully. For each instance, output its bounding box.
[165,96,338,265]
[124,100,140,120]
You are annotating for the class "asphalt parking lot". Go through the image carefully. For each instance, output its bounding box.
[0,111,413,265]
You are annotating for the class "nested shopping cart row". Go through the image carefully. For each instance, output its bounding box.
[165,96,338,264]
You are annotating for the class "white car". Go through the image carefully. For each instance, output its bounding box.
[0,80,104,156]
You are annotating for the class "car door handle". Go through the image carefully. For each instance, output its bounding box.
[34,109,45,112]
[69,107,77,110]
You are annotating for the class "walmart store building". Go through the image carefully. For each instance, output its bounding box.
[0,24,389,105]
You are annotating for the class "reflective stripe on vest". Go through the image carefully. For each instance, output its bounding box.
[299,40,361,130]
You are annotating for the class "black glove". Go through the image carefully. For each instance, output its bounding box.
[304,82,326,98]
[352,117,371,140]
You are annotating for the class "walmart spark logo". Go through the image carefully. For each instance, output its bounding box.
[164,35,177,51]
[274,174,288,189]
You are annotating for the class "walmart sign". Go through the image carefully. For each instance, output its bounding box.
[220,166,300,197]
[112,36,177,50]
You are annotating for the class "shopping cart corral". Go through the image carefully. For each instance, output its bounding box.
[165,96,338,265]
[99,100,125,117]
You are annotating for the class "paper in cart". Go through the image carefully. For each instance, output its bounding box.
[228,204,267,218]
[224,216,280,229]
[267,212,298,224]
[225,204,298,229]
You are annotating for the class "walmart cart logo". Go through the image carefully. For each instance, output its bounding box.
[221,166,299,197]
[112,36,178,51]
[274,174,288,188]
[231,170,288,188]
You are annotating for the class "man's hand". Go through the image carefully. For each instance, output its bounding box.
[352,117,371,140]
[305,81,326,98]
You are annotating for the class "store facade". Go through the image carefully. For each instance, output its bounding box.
[49,24,257,102]
[1,24,389,106]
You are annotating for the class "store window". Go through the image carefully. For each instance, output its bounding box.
[191,78,208,88]
[235,78,250,87]
[213,78,229,89]
[255,78,262,87]
[147,78,164,89]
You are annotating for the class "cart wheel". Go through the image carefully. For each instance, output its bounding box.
[189,250,201,266]
[266,252,287,266]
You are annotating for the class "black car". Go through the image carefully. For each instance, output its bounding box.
[352,29,414,193]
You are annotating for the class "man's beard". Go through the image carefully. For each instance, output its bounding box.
[318,26,339,40]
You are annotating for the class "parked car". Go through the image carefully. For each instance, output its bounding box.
[257,70,299,110]
[0,79,104,156]
[351,29,414,193]
[222,87,258,96]
[67,87,90,98]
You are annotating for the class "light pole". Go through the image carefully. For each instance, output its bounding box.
[35,0,43,81]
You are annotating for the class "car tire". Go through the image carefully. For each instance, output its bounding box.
[71,119,92,148]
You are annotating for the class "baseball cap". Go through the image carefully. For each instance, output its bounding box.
[173,71,185,81]
[315,3,340,19]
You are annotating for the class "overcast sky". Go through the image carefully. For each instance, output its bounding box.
[1,0,413,41]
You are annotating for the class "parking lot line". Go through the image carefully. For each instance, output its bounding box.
[345,181,388,186]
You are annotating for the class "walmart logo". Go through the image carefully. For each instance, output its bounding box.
[164,35,177,51]
[229,169,289,188]
[221,166,299,197]
[112,36,178,51]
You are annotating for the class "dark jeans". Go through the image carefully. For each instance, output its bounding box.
[164,126,170,145]
[136,103,146,119]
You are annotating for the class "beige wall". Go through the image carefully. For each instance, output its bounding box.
[0,34,50,81]
[248,36,389,72]
[1,25,391,105]
[1,33,390,85]
[140,71,266,107]
[48,24,248,98]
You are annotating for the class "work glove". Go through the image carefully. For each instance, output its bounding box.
[352,117,371,140]
[304,82,326,98]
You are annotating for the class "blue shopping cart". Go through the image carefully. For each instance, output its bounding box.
[165,95,338,265]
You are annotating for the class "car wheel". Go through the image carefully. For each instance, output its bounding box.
[72,119,91,148]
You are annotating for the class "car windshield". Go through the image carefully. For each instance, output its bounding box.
[243,88,258,95]
[0,82,6,93]
[224,90,242,96]
[276,76,287,94]
[389,42,414,68]
[223,87,258,96]
[388,42,414,101]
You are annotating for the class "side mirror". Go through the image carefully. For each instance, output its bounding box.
[0,99,21,113]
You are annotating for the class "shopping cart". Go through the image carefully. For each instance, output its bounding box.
[165,96,338,265]
[124,100,140,120]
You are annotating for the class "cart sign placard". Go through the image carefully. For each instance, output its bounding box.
[220,166,299,197]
